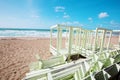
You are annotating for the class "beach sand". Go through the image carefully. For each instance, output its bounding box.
[0,38,52,80]
[0,37,119,80]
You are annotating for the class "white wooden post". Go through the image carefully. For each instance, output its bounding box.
[107,31,112,50]
[59,28,62,50]
[47,72,53,80]
[67,27,73,61]
[78,28,81,50]
[81,30,83,49]
[100,30,106,53]
[82,30,85,49]
[68,27,73,54]
[57,26,60,53]
[65,28,69,48]
[86,31,89,48]
[81,30,84,49]
[78,28,82,54]
[75,29,77,48]
[86,31,89,49]
[84,30,87,49]
[75,29,79,49]
[90,31,93,50]
[93,28,98,52]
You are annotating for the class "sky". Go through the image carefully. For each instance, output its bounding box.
[0,0,120,30]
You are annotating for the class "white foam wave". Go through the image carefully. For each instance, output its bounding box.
[0,30,51,37]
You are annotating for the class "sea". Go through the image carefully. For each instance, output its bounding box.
[0,28,119,37]
[0,28,51,37]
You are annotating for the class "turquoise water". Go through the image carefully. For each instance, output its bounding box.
[0,28,119,37]
[0,28,51,37]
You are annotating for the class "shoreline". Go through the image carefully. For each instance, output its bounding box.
[0,37,50,40]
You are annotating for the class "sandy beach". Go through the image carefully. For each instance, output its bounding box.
[0,37,119,80]
[0,38,52,80]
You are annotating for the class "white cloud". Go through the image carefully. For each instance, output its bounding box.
[110,20,120,26]
[61,21,83,26]
[73,21,80,25]
[98,12,109,19]
[110,20,115,24]
[63,12,70,19]
[63,15,70,19]
[55,6,65,12]
[88,17,93,22]
[100,20,120,29]
[88,17,93,21]
[61,22,71,25]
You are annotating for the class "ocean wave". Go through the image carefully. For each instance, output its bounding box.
[0,30,51,37]
[0,30,119,37]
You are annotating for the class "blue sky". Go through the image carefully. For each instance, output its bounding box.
[0,0,120,29]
